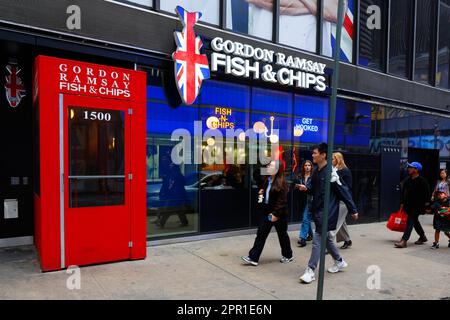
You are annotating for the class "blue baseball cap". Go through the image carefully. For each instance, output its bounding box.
[407,162,422,171]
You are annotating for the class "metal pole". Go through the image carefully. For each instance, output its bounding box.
[316,0,345,301]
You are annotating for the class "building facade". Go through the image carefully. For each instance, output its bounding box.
[0,0,449,256]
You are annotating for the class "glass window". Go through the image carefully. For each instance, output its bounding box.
[145,69,199,237]
[278,0,317,52]
[414,0,435,84]
[293,95,329,144]
[335,99,371,152]
[68,107,125,207]
[437,0,450,88]
[389,0,413,78]
[322,0,354,62]
[120,0,152,7]
[358,0,388,71]
[226,0,273,40]
[161,0,220,25]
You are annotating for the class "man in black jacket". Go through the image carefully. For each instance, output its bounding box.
[395,162,430,248]
[298,143,358,284]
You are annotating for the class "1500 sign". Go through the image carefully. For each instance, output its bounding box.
[83,111,112,121]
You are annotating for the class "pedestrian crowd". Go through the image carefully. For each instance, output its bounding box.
[241,142,449,284]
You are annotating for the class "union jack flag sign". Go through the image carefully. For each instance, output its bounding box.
[172,6,210,105]
[5,63,26,108]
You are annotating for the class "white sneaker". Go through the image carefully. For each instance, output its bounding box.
[241,256,258,266]
[327,259,348,273]
[299,267,316,284]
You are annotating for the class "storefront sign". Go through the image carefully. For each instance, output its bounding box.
[172,6,210,105]
[294,118,320,137]
[5,63,26,108]
[206,107,235,129]
[58,62,132,99]
[210,38,328,92]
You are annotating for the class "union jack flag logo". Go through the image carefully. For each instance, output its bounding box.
[172,6,210,105]
[5,63,26,108]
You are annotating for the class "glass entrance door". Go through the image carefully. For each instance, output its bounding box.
[63,95,131,267]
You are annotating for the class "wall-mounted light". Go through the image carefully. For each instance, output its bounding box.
[206,116,220,129]
[207,138,215,146]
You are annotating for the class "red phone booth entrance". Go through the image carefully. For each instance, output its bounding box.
[33,56,147,271]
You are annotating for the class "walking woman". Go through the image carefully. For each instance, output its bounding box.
[295,160,314,247]
[431,169,450,201]
[242,161,293,266]
[330,152,358,249]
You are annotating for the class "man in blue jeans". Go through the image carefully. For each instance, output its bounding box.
[297,143,358,284]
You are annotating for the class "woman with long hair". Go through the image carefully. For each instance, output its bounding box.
[431,169,450,201]
[330,152,358,249]
[295,160,314,247]
[242,160,293,266]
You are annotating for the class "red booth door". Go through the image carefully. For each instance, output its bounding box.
[62,95,132,267]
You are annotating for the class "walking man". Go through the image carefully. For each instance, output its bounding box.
[298,143,358,284]
[395,162,430,248]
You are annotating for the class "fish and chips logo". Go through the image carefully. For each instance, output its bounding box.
[172,6,210,105]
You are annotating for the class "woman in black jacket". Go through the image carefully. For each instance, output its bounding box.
[242,161,293,266]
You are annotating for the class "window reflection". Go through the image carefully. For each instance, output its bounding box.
[414,0,435,84]
[161,0,220,25]
[389,0,413,78]
[226,0,272,41]
[68,108,125,208]
[437,0,450,88]
[358,0,387,70]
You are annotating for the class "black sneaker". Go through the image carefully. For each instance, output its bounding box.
[241,256,258,266]
[340,240,352,249]
[280,256,294,263]
[431,242,439,250]
[298,239,307,247]
[306,235,313,241]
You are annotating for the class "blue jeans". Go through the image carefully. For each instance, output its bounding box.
[299,205,313,240]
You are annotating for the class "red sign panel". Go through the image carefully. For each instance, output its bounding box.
[33,56,147,272]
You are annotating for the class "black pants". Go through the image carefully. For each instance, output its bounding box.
[402,214,425,241]
[249,216,293,262]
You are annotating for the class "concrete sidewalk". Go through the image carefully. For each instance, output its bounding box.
[1,215,449,300]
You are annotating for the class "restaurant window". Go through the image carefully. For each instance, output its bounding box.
[278,0,317,52]
[145,68,200,238]
[198,81,251,232]
[388,0,414,78]
[437,0,450,88]
[161,0,220,25]
[414,0,436,84]
[226,0,273,41]
[321,0,355,62]
[358,0,388,71]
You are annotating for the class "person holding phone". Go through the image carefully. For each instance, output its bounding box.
[242,160,293,266]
